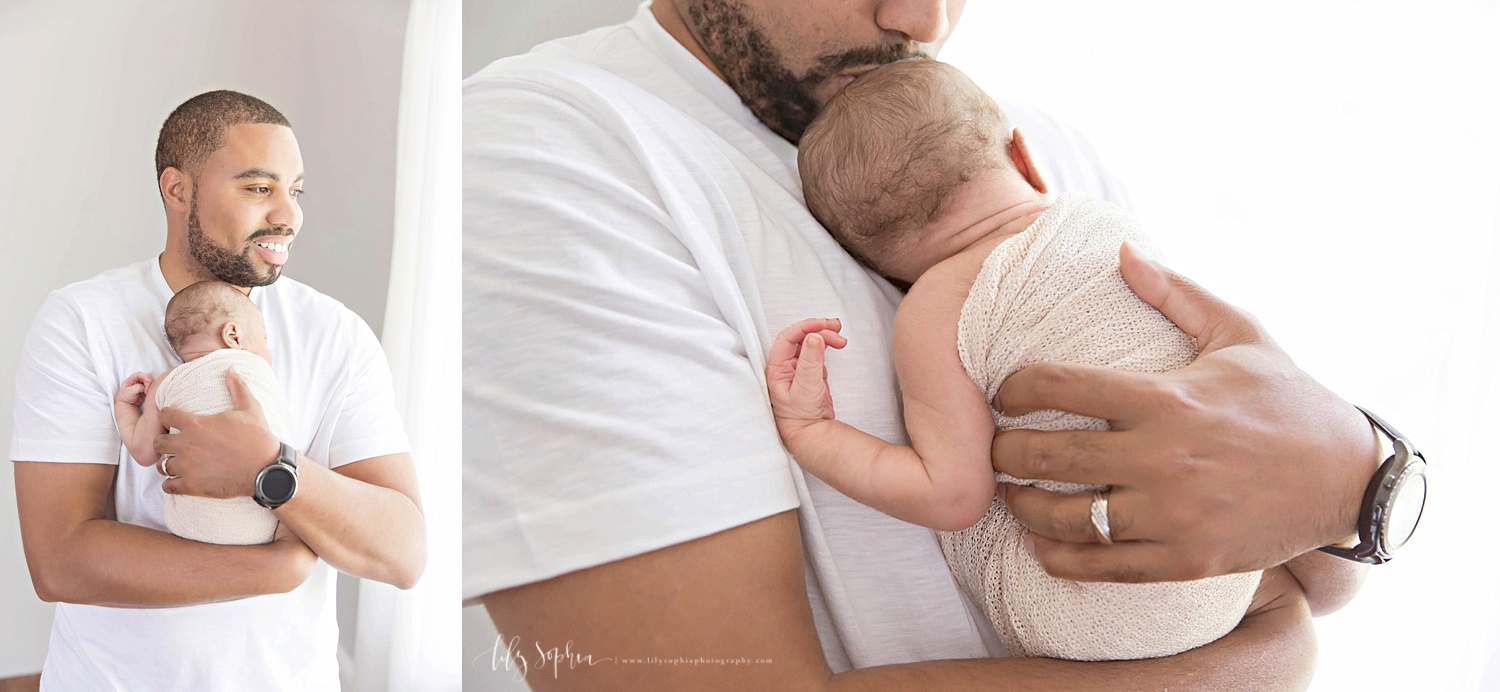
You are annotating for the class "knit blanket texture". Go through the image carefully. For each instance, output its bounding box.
[155,348,290,545]
[939,192,1260,660]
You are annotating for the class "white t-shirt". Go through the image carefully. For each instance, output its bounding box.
[10,257,410,691]
[462,3,1130,671]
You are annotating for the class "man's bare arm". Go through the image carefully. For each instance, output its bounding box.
[483,510,1315,692]
[1284,550,1368,617]
[271,453,427,589]
[153,369,425,589]
[13,461,316,607]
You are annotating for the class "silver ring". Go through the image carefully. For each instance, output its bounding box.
[1090,489,1114,545]
[157,455,176,478]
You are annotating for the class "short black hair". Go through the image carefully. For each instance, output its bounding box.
[155,90,290,182]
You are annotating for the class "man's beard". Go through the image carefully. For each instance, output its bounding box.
[187,197,283,287]
[682,0,926,143]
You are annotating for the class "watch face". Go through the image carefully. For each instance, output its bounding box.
[1385,460,1427,550]
[261,466,296,503]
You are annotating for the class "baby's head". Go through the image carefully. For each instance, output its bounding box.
[799,59,1048,283]
[164,280,272,364]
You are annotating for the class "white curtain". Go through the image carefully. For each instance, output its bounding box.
[943,2,1500,689]
[347,0,462,689]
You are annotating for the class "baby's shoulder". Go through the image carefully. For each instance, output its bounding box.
[894,263,972,347]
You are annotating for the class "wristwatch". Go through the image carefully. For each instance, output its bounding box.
[1318,406,1427,564]
[253,442,299,509]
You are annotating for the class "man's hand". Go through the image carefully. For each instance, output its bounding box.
[269,520,319,589]
[992,242,1377,582]
[155,367,280,498]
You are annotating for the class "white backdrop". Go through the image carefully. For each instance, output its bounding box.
[0,0,435,684]
[942,2,1500,690]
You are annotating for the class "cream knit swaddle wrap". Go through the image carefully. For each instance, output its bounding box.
[154,348,290,545]
[940,192,1260,660]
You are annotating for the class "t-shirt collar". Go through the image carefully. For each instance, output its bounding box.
[626,2,800,169]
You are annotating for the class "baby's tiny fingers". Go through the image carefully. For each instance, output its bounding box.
[792,333,828,385]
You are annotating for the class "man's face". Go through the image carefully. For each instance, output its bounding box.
[672,0,966,142]
[186,123,305,287]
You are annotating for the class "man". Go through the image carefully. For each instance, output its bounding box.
[465,1,1397,688]
[12,90,425,690]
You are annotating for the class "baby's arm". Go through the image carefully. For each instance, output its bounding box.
[766,283,998,531]
[113,371,166,467]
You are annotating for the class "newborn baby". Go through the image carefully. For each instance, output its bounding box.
[114,280,292,545]
[767,59,1260,661]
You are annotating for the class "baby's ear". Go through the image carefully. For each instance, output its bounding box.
[221,321,243,349]
[1009,128,1049,195]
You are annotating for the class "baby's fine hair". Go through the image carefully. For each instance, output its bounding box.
[163,280,259,356]
[799,59,1011,268]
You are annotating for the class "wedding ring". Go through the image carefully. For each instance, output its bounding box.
[1090,489,1114,545]
[157,455,176,478]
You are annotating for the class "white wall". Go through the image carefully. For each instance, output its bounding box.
[0,0,409,678]
[941,2,1500,689]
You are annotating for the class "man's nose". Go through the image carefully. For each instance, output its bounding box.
[266,190,301,230]
[875,0,952,45]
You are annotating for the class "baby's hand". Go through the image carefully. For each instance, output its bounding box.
[116,372,153,407]
[766,318,848,424]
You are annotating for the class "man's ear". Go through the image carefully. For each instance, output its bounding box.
[160,167,192,214]
[1008,129,1050,195]
[221,321,242,349]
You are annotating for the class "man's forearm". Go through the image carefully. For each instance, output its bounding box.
[32,521,306,608]
[272,453,426,589]
[1285,549,1368,617]
[831,567,1315,692]
[15,460,313,608]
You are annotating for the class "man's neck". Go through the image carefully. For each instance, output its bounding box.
[650,1,727,81]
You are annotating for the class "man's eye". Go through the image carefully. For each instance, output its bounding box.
[291,189,304,199]
[249,186,271,194]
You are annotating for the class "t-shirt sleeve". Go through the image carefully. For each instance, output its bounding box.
[462,74,799,600]
[325,314,412,468]
[10,291,122,464]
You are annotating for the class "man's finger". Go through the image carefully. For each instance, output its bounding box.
[225,367,265,415]
[1004,484,1139,543]
[1118,241,1258,354]
[995,361,1152,421]
[157,406,193,431]
[991,428,1123,485]
[162,476,185,495]
[153,432,181,456]
[1027,535,1187,583]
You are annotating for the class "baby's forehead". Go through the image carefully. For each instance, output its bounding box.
[165,283,261,321]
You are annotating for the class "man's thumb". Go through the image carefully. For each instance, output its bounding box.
[1118,241,1258,353]
[225,367,262,413]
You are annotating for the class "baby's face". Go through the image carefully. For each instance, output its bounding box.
[234,316,273,366]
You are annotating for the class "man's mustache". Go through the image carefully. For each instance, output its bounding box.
[802,43,929,86]
[246,228,296,242]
